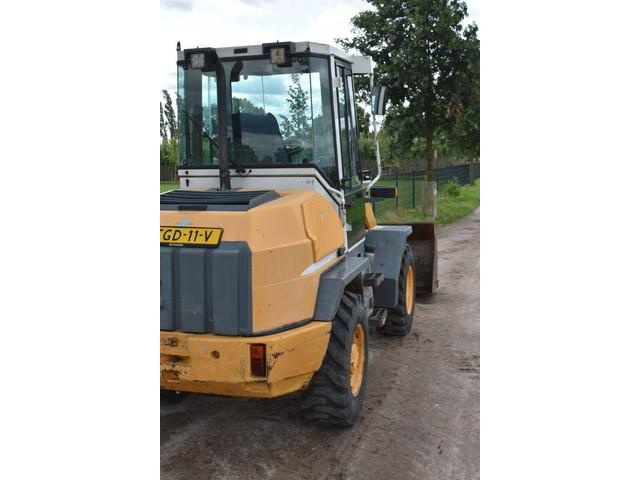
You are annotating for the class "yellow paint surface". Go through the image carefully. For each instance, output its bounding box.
[301,194,344,261]
[160,189,344,332]
[160,321,331,398]
[364,202,377,229]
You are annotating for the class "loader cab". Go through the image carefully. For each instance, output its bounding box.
[175,42,376,248]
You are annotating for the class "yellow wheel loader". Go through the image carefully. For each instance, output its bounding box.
[160,41,437,426]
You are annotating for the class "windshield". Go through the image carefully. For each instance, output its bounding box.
[177,56,338,185]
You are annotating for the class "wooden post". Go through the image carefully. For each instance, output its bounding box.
[412,168,416,208]
[395,168,399,211]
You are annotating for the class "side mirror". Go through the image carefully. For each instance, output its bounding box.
[371,85,389,116]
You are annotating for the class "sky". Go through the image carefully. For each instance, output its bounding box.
[159,0,480,94]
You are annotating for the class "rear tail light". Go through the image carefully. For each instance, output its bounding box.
[250,344,267,377]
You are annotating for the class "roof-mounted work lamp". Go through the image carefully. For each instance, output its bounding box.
[177,48,217,71]
[190,52,206,70]
[269,47,287,65]
[262,42,294,67]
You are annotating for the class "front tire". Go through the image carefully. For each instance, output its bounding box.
[302,291,368,427]
[378,246,416,336]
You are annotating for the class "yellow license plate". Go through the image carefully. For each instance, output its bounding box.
[160,226,223,248]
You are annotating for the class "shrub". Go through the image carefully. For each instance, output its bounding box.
[443,178,461,197]
[160,139,177,166]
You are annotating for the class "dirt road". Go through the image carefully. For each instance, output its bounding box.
[161,208,480,480]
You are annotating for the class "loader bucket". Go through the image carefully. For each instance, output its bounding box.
[406,222,438,294]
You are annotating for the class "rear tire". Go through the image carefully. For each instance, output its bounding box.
[160,389,189,406]
[302,291,368,427]
[378,246,416,336]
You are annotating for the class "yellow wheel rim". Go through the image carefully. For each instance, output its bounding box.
[406,264,415,315]
[349,324,366,396]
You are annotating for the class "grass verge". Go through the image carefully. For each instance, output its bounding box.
[161,181,180,193]
[379,179,480,226]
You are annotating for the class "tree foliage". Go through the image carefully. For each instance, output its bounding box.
[160,102,167,141]
[232,97,265,115]
[339,0,480,178]
[162,90,177,140]
[356,103,371,137]
[279,74,311,140]
[160,90,178,165]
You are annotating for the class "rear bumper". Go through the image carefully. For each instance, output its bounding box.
[160,321,331,398]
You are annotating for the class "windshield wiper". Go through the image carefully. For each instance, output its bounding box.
[182,109,219,148]
[182,109,249,175]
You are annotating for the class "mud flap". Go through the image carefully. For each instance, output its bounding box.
[406,222,438,294]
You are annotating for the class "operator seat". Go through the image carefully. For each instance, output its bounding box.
[231,112,289,164]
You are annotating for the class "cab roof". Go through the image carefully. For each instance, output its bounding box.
[178,41,374,75]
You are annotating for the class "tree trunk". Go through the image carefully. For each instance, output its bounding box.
[426,128,434,181]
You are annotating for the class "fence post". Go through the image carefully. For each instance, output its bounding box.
[395,168,399,211]
[412,168,416,209]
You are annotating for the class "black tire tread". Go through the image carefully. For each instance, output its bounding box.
[301,291,368,427]
[378,246,415,336]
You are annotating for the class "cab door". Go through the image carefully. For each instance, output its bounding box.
[336,63,366,249]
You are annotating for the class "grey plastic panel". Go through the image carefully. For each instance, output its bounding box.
[160,249,175,330]
[365,225,412,308]
[160,242,252,335]
[210,245,252,335]
[177,248,209,332]
[314,256,370,321]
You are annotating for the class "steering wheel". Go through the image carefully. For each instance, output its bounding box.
[284,138,307,161]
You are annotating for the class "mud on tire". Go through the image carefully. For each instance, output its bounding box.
[378,246,416,336]
[301,291,368,427]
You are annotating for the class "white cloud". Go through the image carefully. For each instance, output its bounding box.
[160,0,193,11]
[160,0,480,93]
[306,1,368,50]
[464,0,481,27]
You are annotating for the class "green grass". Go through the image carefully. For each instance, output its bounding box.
[161,181,180,193]
[373,178,420,217]
[436,179,480,225]
[378,179,480,226]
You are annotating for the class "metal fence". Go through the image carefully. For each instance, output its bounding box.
[161,164,179,181]
[159,163,480,206]
[161,164,179,193]
[374,163,480,217]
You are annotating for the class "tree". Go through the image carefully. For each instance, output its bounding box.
[356,103,371,137]
[162,90,177,140]
[339,0,480,180]
[279,74,311,140]
[232,97,265,115]
[160,140,175,165]
[160,102,167,141]
[160,90,178,166]
[443,24,480,159]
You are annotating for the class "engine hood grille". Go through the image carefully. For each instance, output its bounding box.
[160,189,279,211]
